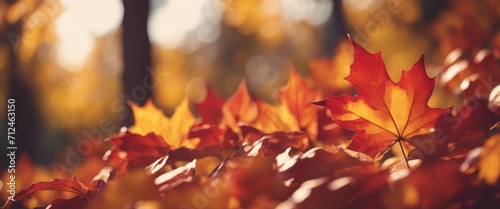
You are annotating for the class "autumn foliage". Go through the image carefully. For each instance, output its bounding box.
[315,39,448,160]
[4,37,500,209]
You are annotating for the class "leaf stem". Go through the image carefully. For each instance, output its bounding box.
[398,138,410,170]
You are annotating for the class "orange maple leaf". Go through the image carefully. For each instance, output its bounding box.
[278,68,318,129]
[222,79,258,128]
[315,37,449,160]
[216,68,320,136]
[252,99,294,132]
[250,68,320,133]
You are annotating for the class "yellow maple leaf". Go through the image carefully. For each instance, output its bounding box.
[128,98,197,148]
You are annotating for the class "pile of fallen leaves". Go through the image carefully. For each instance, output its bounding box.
[5,37,500,209]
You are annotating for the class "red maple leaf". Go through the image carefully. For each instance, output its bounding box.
[315,36,449,161]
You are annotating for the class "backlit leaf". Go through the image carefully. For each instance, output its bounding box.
[128,98,197,148]
[315,37,449,159]
[278,68,318,129]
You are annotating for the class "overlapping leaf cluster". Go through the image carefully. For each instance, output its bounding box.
[5,37,500,209]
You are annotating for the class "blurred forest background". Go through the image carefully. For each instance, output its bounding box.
[0,0,499,182]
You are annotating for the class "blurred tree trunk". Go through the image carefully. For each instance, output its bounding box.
[121,0,152,126]
[3,0,43,165]
[323,0,348,57]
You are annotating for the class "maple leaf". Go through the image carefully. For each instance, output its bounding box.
[221,79,300,133]
[278,67,318,129]
[314,37,449,160]
[202,72,319,135]
[128,98,197,148]
[251,68,320,133]
[222,79,258,128]
[128,99,169,137]
[167,98,198,148]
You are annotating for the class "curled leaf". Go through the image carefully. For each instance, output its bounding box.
[5,177,106,209]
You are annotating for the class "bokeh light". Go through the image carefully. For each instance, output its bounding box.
[149,0,213,49]
[55,0,123,70]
